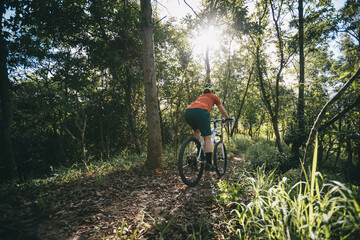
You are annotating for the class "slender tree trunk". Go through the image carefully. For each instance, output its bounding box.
[256,42,284,153]
[270,0,286,153]
[231,63,253,137]
[140,0,162,169]
[205,46,211,84]
[254,4,283,153]
[292,0,306,163]
[222,40,233,105]
[0,5,18,179]
[333,119,342,170]
[249,123,253,138]
[75,115,87,162]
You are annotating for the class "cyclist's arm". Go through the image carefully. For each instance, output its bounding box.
[217,104,230,119]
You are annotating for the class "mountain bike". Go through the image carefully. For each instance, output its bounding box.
[178,118,233,187]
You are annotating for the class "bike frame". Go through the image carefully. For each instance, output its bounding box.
[191,119,225,164]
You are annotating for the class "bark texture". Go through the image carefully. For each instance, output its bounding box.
[140,0,162,169]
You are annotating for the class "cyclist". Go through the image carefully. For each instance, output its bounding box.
[184,83,230,171]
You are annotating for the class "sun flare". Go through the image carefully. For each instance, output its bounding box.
[193,25,221,54]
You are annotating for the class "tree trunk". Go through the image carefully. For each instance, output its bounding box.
[231,63,253,137]
[140,0,162,169]
[0,4,18,179]
[205,46,211,84]
[254,4,284,153]
[75,115,87,163]
[256,42,284,153]
[292,0,306,163]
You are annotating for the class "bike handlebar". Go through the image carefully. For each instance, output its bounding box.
[211,118,233,123]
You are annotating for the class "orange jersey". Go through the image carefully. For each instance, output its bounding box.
[187,93,221,112]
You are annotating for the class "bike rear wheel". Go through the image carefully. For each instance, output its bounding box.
[178,137,204,187]
[213,141,227,177]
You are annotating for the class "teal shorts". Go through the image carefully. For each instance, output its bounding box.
[184,108,211,136]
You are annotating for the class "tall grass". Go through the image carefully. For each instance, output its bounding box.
[218,134,360,239]
[0,152,144,194]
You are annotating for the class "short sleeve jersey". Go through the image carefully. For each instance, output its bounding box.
[186,93,221,112]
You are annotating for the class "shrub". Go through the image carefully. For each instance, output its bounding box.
[227,134,253,156]
[245,141,280,170]
[245,138,290,171]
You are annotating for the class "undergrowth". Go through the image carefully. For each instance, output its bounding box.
[216,134,360,239]
[245,137,291,171]
[0,152,143,193]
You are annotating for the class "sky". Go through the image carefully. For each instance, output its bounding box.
[155,0,201,21]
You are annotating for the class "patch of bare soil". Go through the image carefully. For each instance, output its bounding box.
[0,156,246,239]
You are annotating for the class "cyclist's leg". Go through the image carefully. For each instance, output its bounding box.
[203,135,212,153]
[203,135,215,171]
[194,111,214,171]
[185,108,214,170]
[193,129,201,141]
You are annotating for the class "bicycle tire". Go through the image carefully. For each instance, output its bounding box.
[178,137,204,187]
[213,141,227,177]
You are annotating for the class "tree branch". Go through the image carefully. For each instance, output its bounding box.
[303,66,360,164]
[183,0,203,21]
[318,94,360,132]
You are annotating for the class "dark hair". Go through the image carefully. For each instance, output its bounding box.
[203,89,212,94]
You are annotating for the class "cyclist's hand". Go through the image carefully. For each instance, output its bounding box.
[224,117,233,125]
[225,117,233,122]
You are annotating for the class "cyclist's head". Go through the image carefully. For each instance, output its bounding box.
[203,83,215,94]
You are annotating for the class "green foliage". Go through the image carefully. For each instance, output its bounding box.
[217,137,360,239]
[282,168,302,188]
[227,134,253,154]
[1,152,142,190]
[245,137,290,170]
[215,178,246,206]
[102,215,147,240]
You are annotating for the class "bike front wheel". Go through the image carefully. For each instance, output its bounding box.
[213,141,227,177]
[178,137,204,187]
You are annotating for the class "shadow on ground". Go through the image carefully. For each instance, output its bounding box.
[0,157,245,239]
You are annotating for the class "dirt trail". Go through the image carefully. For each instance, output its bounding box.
[0,156,245,239]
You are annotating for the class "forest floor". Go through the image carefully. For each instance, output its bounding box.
[0,155,248,240]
